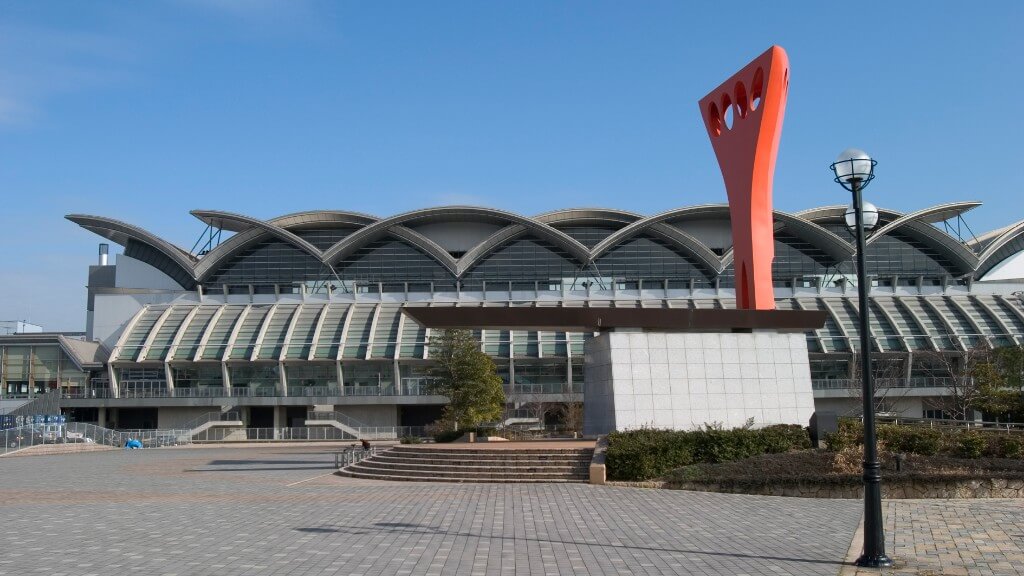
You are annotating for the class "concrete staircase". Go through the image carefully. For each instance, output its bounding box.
[339,445,593,483]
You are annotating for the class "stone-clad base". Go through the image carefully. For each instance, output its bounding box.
[664,477,1024,499]
[583,330,815,435]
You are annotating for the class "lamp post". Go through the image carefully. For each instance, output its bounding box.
[831,148,892,568]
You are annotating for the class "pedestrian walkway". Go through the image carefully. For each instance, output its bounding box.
[0,445,860,575]
[844,499,1024,576]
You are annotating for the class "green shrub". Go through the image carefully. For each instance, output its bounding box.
[758,424,813,452]
[400,436,423,444]
[605,429,695,481]
[877,425,941,456]
[605,425,811,481]
[433,429,464,443]
[823,419,864,452]
[956,432,986,459]
[1000,437,1023,458]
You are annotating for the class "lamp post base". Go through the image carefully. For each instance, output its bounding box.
[854,553,894,568]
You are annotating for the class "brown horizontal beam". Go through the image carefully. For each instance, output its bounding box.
[403,307,827,332]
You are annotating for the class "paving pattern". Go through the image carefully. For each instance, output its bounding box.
[846,499,1024,576]
[0,445,863,576]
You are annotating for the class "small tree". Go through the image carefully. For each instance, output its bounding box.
[427,329,505,430]
[971,345,1024,419]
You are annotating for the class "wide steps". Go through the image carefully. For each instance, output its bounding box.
[342,470,586,483]
[339,445,594,483]
[372,453,587,465]
[369,456,587,472]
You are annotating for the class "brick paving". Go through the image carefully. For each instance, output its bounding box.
[845,500,1024,576]
[0,445,862,576]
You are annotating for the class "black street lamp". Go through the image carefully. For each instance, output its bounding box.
[831,148,893,568]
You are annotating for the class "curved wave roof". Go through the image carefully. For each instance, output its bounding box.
[67,203,1024,289]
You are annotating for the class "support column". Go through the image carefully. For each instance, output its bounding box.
[97,406,107,428]
[164,363,176,393]
[336,360,345,396]
[108,363,120,399]
[277,362,288,397]
[221,362,232,395]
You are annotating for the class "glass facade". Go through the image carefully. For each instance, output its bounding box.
[463,237,581,283]
[229,365,280,390]
[1,345,96,398]
[555,226,623,248]
[172,365,224,389]
[205,239,328,288]
[335,238,452,284]
[593,234,715,287]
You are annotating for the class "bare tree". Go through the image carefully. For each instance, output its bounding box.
[507,392,555,425]
[919,342,995,421]
[555,401,584,433]
[839,353,915,417]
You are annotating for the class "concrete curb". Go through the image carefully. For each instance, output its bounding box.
[589,435,608,485]
[839,514,864,576]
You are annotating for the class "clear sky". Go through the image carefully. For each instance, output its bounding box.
[2,1,1022,331]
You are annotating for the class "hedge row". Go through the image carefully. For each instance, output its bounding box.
[432,427,498,443]
[605,425,811,481]
[825,419,1024,459]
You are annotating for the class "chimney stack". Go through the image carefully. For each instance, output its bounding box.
[98,243,109,266]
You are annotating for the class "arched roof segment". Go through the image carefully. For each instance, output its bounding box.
[799,204,982,275]
[588,205,729,264]
[387,227,458,275]
[977,220,1024,277]
[534,208,642,227]
[771,212,855,263]
[456,225,529,277]
[321,206,592,266]
[191,211,327,282]
[191,210,324,259]
[65,214,198,283]
[268,210,378,229]
[866,202,981,245]
[590,205,852,270]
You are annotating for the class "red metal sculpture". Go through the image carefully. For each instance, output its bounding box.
[699,46,789,310]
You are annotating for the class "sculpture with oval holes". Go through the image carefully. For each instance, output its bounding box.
[699,45,789,311]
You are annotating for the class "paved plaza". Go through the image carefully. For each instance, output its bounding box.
[1,446,1023,576]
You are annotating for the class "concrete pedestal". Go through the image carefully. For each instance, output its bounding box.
[583,330,815,435]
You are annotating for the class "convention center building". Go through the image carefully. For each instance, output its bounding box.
[2,202,1023,432]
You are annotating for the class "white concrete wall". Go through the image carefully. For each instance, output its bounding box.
[981,251,1024,281]
[91,292,197,348]
[115,254,185,290]
[584,330,816,435]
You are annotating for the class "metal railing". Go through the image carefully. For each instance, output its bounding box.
[873,415,1024,433]
[306,410,369,429]
[190,426,425,442]
[2,423,192,456]
[59,384,444,400]
[508,383,582,395]
[812,377,968,390]
[179,411,242,432]
[335,445,381,468]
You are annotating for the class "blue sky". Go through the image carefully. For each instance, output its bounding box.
[2,1,1022,331]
